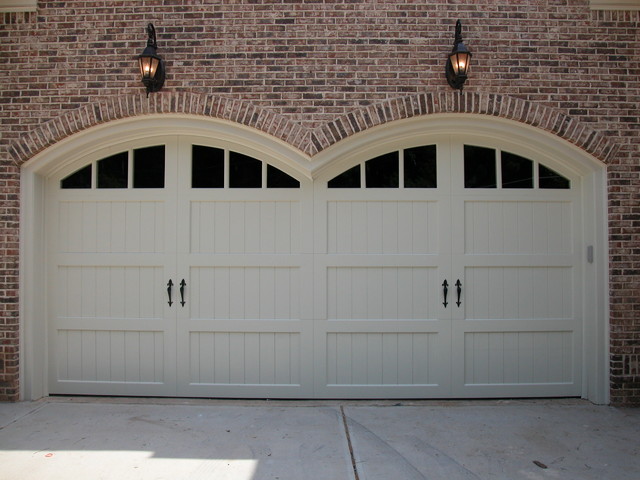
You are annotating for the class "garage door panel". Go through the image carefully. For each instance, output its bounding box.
[464,266,573,320]
[190,200,300,254]
[188,331,301,386]
[57,266,166,320]
[189,266,300,320]
[327,267,441,320]
[325,332,443,386]
[55,329,165,384]
[462,331,574,385]
[58,201,166,254]
[327,200,439,254]
[464,200,573,255]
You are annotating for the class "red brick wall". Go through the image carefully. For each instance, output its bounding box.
[0,1,638,404]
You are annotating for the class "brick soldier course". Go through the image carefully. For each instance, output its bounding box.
[0,1,638,404]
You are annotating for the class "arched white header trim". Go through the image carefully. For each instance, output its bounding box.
[24,114,313,180]
[310,114,605,181]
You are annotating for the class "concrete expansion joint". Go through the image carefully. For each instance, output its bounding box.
[340,405,361,480]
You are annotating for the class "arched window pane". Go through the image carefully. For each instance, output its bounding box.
[328,165,361,188]
[366,152,398,188]
[192,145,224,188]
[404,145,437,188]
[501,151,533,189]
[539,164,570,189]
[61,164,92,189]
[98,152,128,189]
[133,145,165,188]
[464,145,496,188]
[267,165,300,188]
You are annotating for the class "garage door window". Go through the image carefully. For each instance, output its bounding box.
[133,146,165,188]
[328,144,437,188]
[539,164,570,189]
[191,145,300,189]
[192,145,224,188]
[61,145,166,189]
[464,145,570,189]
[97,152,128,189]
[60,164,92,189]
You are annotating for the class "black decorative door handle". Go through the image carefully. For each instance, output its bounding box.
[179,279,186,307]
[455,279,462,307]
[167,279,174,306]
[442,280,449,308]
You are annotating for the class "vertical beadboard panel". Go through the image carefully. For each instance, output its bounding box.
[466,267,573,320]
[326,333,437,385]
[188,332,301,385]
[58,266,164,320]
[327,267,438,320]
[59,201,164,253]
[327,201,438,254]
[56,330,164,383]
[191,201,299,254]
[191,267,299,320]
[464,331,573,385]
[465,201,572,255]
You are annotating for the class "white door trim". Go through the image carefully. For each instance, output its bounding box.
[20,113,609,403]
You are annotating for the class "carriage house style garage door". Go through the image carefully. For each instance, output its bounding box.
[48,135,582,399]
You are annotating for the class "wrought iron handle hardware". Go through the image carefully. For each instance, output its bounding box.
[455,279,462,307]
[442,280,449,308]
[167,279,174,307]
[180,279,186,307]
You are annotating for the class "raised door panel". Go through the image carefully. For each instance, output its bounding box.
[47,140,179,396]
[175,139,314,397]
[451,188,582,397]
[314,144,453,397]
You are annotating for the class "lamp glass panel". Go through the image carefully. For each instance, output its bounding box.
[139,57,149,77]
[149,57,159,77]
[450,51,470,75]
[139,56,159,79]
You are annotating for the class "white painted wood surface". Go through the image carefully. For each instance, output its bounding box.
[48,136,583,398]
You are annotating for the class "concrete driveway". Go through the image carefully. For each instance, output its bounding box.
[0,397,638,480]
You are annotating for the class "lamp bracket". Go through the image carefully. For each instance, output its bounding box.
[146,23,157,49]
[454,19,463,46]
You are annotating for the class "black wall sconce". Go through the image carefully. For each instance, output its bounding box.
[138,23,165,96]
[445,20,472,90]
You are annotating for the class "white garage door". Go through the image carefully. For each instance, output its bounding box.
[47,136,582,398]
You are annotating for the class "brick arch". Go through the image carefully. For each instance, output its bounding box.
[9,91,618,165]
[312,92,619,163]
[8,93,310,165]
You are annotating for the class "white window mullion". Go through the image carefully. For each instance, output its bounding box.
[399,150,405,189]
[224,150,230,189]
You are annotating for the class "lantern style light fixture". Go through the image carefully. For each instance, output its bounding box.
[138,23,165,96]
[445,20,472,90]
